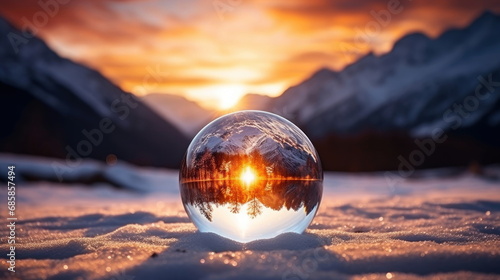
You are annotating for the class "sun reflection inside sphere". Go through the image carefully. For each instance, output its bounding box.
[241,166,256,185]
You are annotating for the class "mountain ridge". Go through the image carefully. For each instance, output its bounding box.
[270,11,500,138]
[2,11,499,171]
[0,17,189,168]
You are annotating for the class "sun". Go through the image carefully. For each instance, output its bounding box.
[240,166,256,185]
[213,84,245,110]
[219,95,240,110]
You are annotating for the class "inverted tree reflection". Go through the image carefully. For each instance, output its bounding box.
[181,149,322,182]
[181,179,322,221]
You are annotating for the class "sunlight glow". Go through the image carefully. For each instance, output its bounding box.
[240,166,256,185]
[11,0,489,111]
[236,205,251,238]
[185,84,245,110]
[219,95,240,110]
[216,84,245,110]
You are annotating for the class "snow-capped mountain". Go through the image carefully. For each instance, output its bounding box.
[3,10,498,172]
[270,11,500,141]
[266,11,500,170]
[0,17,189,168]
[185,111,321,179]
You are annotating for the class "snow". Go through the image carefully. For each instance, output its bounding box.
[35,62,112,118]
[1,154,500,279]
[187,111,319,166]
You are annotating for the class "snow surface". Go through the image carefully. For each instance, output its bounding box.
[1,155,500,280]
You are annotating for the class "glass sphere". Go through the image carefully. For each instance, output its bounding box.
[179,110,323,243]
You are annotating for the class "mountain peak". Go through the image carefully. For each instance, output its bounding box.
[467,10,500,33]
[0,16,16,33]
[391,32,430,52]
[473,10,500,24]
[309,67,337,81]
[0,16,54,59]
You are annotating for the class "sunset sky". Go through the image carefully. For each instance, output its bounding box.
[1,0,500,110]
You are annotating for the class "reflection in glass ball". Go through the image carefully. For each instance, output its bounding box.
[179,110,323,243]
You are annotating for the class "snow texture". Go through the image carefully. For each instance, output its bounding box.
[0,154,499,280]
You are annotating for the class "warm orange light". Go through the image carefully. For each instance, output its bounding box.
[240,166,256,185]
[219,97,239,110]
[216,85,244,110]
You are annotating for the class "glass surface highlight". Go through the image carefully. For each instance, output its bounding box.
[179,110,323,243]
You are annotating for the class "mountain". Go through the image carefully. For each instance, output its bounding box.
[4,11,498,172]
[0,17,189,168]
[142,93,216,136]
[272,12,500,136]
[232,93,273,111]
[183,111,322,181]
[138,12,500,171]
[141,93,273,137]
[269,11,500,171]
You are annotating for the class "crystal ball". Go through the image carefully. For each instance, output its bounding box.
[179,110,323,243]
